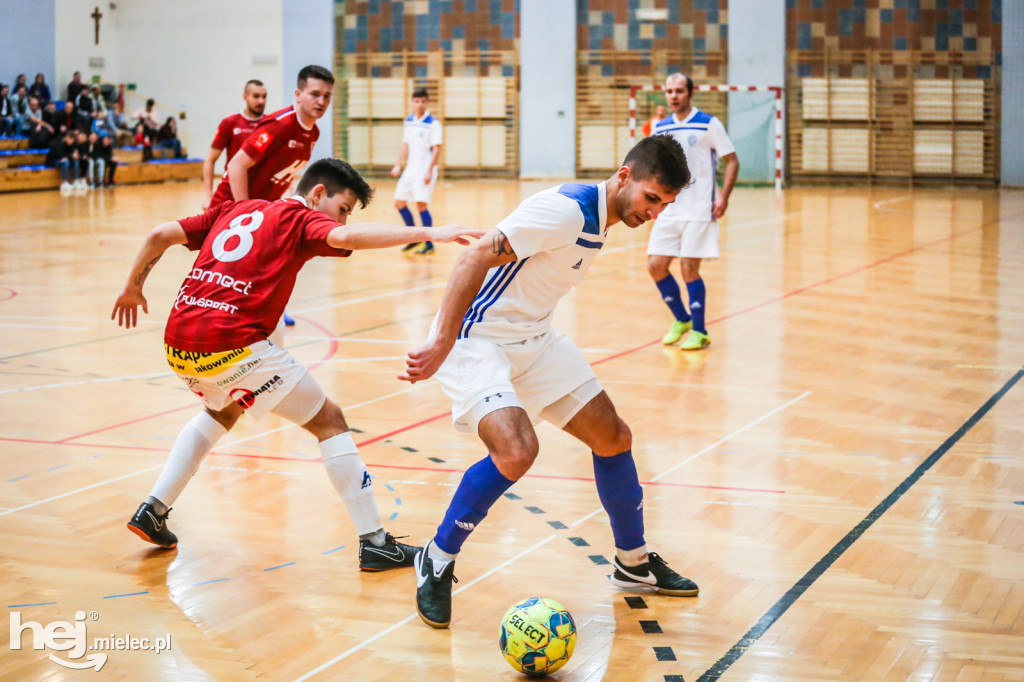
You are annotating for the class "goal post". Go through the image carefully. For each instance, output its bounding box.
[629,84,784,192]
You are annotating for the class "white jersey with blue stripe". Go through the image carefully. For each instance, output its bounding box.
[402,111,443,169]
[458,181,609,341]
[654,107,735,222]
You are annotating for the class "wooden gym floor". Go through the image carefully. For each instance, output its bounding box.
[0,179,1022,681]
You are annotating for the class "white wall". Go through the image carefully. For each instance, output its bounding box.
[519,0,576,178]
[55,0,286,165]
[282,0,334,162]
[1002,1,1024,186]
[0,0,56,96]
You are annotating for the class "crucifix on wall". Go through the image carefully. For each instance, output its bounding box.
[92,5,103,45]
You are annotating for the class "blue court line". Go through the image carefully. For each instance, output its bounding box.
[7,475,27,482]
[8,601,58,608]
[697,366,1024,681]
[104,591,149,599]
[48,464,68,471]
[321,545,347,555]
[190,578,230,587]
[395,498,402,505]
[263,562,296,571]
[384,483,395,491]
[85,454,104,460]
[388,512,399,521]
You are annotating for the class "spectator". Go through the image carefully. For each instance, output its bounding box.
[156,116,184,159]
[133,98,161,140]
[91,109,113,137]
[25,97,55,147]
[28,73,51,106]
[74,129,91,188]
[55,100,78,135]
[84,130,106,187]
[107,101,134,146]
[0,84,14,136]
[75,85,100,130]
[46,129,79,190]
[10,84,30,129]
[134,122,153,161]
[99,134,117,185]
[67,71,87,102]
[13,73,27,92]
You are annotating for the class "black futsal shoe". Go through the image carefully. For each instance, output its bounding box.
[127,501,178,549]
[358,532,420,571]
[610,552,699,596]
[401,242,422,252]
[415,542,458,628]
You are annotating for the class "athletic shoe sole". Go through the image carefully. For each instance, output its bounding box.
[609,575,698,596]
[126,522,177,549]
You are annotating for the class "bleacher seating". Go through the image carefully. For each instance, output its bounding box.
[0,134,202,192]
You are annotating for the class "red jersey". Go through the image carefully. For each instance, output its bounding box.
[210,111,265,164]
[209,105,319,208]
[164,198,350,353]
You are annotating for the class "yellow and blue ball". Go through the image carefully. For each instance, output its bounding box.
[499,597,577,677]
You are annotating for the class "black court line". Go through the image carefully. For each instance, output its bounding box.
[697,366,1024,681]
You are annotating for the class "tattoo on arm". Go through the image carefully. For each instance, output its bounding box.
[134,256,161,287]
[492,234,514,256]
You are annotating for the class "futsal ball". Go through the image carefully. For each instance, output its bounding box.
[499,597,577,677]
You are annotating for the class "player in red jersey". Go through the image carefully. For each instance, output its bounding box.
[209,65,333,209]
[201,79,268,209]
[111,158,482,570]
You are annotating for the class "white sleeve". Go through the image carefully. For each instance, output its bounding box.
[401,122,411,145]
[496,193,583,259]
[430,120,443,146]
[709,117,736,157]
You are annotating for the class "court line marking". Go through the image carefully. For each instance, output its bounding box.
[297,390,809,679]
[872,195,913,209]
[293,534,558,682]
[0,371,172,395]
[697,366,1024,681]
[0,465,163,517]
[0,323,89,330]
[601,379,808,394]
[290,281,446,315]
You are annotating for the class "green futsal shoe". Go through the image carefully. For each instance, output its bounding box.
[662,320,693,345]
[679,330,710,351]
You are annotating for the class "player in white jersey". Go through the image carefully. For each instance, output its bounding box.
[392,87,443,255]
[648,72,739,351]
[399,136,699,630]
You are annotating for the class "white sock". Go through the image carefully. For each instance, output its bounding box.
[616,545,649,568]
[320,432,383,537]
[150,411,227,508]
[428,539,457,564]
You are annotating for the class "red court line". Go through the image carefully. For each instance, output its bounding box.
[0,288,17,304]
[54,315,340,444]
[354,411,453,448]
[0,435,781,494]
[592,224,989,368]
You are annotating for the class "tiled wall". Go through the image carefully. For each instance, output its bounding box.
[339,0,519,54]
[787,0,1002,77]
[576,0,729,79]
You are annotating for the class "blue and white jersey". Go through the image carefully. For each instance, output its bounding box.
[459,182,609,341]
[402,111,443,169]
[654,107,735,222]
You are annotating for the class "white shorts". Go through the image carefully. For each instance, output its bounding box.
[394,164,438,204]
[647,218,719,259]
[433,329,602,433]
[166,340,325,422]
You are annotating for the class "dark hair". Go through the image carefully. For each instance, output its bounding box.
[297,65,335,90]
[296,158,374,209]
[622,135,691,191]
[244,79,264,93]
[412,87,429,100]
[146,98,155,107]
[666,72,694,95]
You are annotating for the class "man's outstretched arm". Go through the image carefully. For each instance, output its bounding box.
[111,220,188,328]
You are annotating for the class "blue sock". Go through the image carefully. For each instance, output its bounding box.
[419,210,433,248]
[654,275,690,323]
[397,206,415,226]
[593,451,645,551]
[686,278,706,333]
[435,455,514,555]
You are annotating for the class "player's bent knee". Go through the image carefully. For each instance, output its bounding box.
[598,418,632,456]
[271,372,329,430]
[492,436,539,480]
[394,200,407,210]
[206,403,242,431]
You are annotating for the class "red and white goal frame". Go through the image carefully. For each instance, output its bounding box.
[629,84,785,192]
